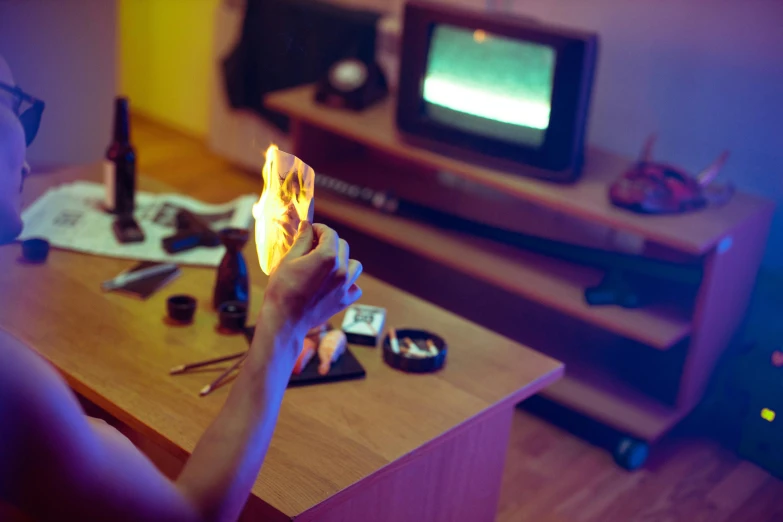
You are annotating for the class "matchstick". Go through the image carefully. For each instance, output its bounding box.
[199,354,247,397]
[169,350,247,375]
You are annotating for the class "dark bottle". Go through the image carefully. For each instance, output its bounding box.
[213,228,250,310]
[104,97,136,216]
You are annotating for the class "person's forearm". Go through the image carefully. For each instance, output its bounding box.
[175,304,301,522]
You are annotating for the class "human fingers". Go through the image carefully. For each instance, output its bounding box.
[336,238,349,279]
[341,283,362,307]
[310,224,340,271]
[312,224,339,252]
[314,238,349,303]
[345,259,362,290]
[339,238,349,268]
[286,221,315,259]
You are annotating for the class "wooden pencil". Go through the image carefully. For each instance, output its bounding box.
[169,350,247,375]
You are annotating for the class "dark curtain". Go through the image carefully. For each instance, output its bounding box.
[222,0,381,132]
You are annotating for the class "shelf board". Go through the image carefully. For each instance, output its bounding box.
[267,85,774,256]
[539,368,687,442]
[313,192,692,350]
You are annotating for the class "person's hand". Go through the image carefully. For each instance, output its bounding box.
[262,221,362,338]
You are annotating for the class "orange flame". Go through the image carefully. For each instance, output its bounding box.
[253,144,315,275]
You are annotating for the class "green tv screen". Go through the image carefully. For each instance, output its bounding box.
[423,24,556,148]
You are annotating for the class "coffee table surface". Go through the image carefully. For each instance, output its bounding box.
[0,165,563,518]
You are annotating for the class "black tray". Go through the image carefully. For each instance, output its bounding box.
[244,326,366,387]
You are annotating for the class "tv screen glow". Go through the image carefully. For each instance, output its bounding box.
[397,2,598,181]
[423,24,556,148]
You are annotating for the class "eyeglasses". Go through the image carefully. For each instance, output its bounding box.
[0,82,45,147]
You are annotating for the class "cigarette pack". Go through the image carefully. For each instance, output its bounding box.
[341,304,386,346]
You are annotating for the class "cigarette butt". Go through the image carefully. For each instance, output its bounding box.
[425,339,438,356]
[388,328,400,354]
[403,337,429,358]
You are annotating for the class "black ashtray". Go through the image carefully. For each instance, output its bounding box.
[167,294,197,323]
[218,301,248,332]
[382,329,447,373]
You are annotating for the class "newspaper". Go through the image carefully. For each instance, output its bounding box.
[20,181,258,267]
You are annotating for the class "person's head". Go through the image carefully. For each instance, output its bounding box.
[0,54,25,243]
[0,53,44,244]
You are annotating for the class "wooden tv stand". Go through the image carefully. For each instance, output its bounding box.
[266,85,775,456]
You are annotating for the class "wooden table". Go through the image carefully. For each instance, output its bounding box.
[0,164,563,521]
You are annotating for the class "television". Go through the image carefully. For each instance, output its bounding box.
[396,2,598,182]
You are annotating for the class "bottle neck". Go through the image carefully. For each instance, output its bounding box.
[112,98,130,144]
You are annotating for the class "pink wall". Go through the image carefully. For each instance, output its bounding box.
[501,0,783,267]
[0,0,117,167]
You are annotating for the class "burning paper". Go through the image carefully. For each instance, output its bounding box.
[253,145,315,275]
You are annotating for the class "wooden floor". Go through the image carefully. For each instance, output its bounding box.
[107,114,783,521]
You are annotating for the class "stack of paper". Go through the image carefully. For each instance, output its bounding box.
[20,181,257,267]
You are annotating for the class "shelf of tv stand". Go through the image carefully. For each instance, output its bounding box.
[541,370,686,442]
[266,85,769,257]
[314,191,691,350]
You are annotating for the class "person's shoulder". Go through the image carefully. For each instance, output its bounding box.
[0,329,46,450]
[0,328,44,370]
[0,327,87,459]
[0,328,62,407]
[0,328,31,378]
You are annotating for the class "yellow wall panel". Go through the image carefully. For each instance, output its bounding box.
[119,0,219,136]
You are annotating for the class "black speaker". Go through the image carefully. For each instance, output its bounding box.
[735,337,783,478]
[702,271,783,477]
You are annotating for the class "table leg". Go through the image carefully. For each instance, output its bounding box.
[296,405,515,522]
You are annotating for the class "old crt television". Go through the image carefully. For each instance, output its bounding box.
[396,2,598,182]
